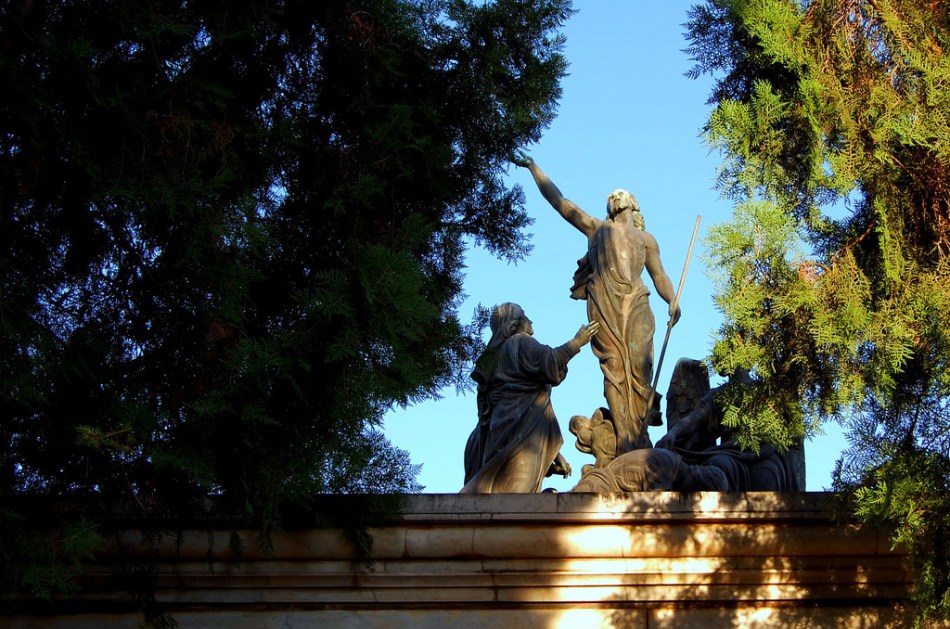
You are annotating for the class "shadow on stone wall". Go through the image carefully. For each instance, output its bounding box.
[1,493,914,628]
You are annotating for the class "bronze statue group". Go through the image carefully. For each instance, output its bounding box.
[461,154,803,494]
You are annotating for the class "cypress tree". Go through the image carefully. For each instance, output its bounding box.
[1,0,571,598]
[686,0,950,619]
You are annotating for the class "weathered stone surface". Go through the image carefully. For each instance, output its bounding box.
[5,493,914,628]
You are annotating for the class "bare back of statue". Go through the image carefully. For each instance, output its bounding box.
[580,220,656,453]
[588,220,649,294]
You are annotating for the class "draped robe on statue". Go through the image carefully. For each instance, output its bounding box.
[512,156,677,456]
[462,334,577,493]
[572,220,656,453]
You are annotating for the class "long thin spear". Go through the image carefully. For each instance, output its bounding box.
[647,215,702,421]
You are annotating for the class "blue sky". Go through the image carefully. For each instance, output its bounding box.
[384,2,845,493]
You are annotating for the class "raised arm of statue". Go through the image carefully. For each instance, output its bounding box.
[513,151,598,237]
[643,232,682,325]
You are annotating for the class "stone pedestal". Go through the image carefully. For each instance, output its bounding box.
[6,493,912,627]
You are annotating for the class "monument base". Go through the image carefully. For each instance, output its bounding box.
[5,493,913,628]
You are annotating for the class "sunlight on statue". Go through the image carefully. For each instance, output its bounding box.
[514,152,680,454]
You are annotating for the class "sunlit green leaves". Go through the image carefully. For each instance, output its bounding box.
[688,0,950,619]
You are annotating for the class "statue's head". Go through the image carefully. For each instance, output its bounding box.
[606,189,639,219]
[488,302,532,348]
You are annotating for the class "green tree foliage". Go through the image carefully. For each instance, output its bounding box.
[0,0,570,577]
[686,0,950,619]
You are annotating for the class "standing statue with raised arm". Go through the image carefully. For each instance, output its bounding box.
[513,152,680,455]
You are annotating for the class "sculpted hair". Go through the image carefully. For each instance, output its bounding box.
[606,189,640,218]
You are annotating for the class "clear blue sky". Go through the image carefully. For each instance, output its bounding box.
[384,2,845,493]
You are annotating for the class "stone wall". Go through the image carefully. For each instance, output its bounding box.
[6,492,913,628]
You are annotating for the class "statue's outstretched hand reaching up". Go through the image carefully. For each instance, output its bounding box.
[512,150,534,168]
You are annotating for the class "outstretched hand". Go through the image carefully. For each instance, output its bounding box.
[512,149,534,168]
[573,321,600,347]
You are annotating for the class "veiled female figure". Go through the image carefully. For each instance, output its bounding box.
[461,303,597,493]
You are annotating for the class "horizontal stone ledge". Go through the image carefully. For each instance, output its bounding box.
[76,492,840,530]
[6,602,912,626]
[112,582,909,605]
[79,553,909,578]
[89,568,908,594]
[10,491,911,628]
[398,492,836,521]
[104,522,894,562]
